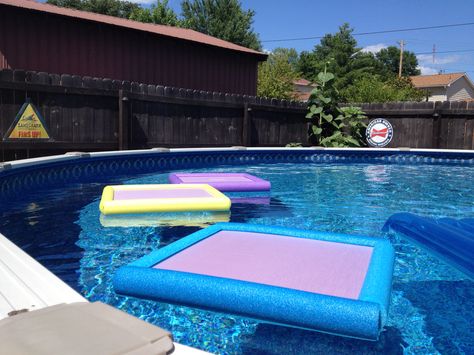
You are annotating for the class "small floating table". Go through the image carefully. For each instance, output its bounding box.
[99,184,231,215]
[168,173,271,192]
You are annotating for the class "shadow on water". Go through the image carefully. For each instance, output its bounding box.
[240,324,406,355]
[0,186,101,289]
[157,226,202,246]
[156,197,292,246]
[395,280,474,354]
[229,197,293,223]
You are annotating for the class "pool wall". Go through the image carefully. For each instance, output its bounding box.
[1,147,473,351]
[1,147,474,202]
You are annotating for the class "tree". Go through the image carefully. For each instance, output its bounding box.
[46,0,140,18]
[376,46,421,77]
[181,0,261,50]
[129,0,179,26]
[297,50,317,80]
[47,0,82,9]
[298,24,377,91]
[297,24,425,102]
[271,48,299,71]
[341,75,425,103]
[47,0,264,51]
[257,49,299,99]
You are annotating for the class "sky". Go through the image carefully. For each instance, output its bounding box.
[45,0,474,76]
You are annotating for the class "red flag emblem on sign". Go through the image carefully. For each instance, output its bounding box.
[370,128,388,138]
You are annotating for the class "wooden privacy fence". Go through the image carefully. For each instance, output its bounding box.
[0,69,308,160]
[354,101,474,150]
[0,69,474,160]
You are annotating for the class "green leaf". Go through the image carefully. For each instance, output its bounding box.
[345,136,361,146]
[312,126,323,135]
[320,96,331,104]
[322,113,333,122]
[310,87,320,96]
[317,72,335,83]
[328,131,342,139]
[319,137,331,146]
[310,105,323,114]
[305,113,313,119]
[320,132,341,146]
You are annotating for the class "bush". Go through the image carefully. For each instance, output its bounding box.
[306,70,367,147]
[257,51,299,100]
[341,75,425,103]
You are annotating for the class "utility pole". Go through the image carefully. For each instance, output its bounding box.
[432,44,436,64]
[398,40,405,77]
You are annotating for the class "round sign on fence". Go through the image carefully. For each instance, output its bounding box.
[366,118,393,147]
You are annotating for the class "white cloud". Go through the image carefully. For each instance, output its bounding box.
[417,66,438,75]
[361,43,387,54]
[417,54,461,65]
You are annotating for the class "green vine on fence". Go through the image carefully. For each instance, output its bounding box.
[306,68,367,147]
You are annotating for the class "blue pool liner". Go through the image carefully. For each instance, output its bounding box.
[383,213,474,279]
[113,223,395,340]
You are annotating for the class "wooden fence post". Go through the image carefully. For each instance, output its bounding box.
[242,102,251,146]
[118,89,129,150]
[432,112,442,149]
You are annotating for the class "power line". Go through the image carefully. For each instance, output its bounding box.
[405,37,474,46]
[262,22,474,43]
[437,66,474,72]
[415,49,474,55]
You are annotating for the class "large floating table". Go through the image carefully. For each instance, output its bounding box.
[114,223,395,340]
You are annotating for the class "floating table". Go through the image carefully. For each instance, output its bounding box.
[168,173,271,192]
[99,184,231,215]
[113,223,395,340]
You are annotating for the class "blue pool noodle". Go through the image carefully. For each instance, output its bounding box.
[383,213,474,279]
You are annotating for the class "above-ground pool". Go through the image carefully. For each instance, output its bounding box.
[0,148,473,354]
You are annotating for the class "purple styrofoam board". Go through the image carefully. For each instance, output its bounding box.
[155,230,373,299]
[113,188,212,200]
[168,173,271,192]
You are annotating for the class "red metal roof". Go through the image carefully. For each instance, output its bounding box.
[0,0,266,59]
[292,78,311,86]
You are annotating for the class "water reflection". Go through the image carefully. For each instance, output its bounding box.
[100,211,230,228]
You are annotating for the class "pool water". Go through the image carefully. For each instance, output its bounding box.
[1,162,473,354]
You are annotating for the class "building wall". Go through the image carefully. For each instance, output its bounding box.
[292,83,315,101]
[293,84,313,94]
[447,77,474,101]
[426,87,447,102]
[0,5,260,95]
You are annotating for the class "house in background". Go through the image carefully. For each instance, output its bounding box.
[0,0,267,95]
[292,78,316,101]
[410,72,474,102]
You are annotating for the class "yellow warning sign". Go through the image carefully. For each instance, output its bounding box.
[5,101,51,140]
